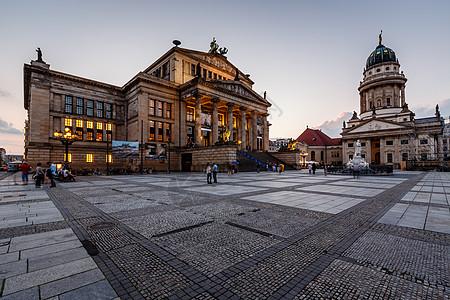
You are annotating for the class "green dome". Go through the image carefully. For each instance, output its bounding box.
[366,44,397,68]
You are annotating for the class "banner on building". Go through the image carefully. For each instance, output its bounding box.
[112,141,139,159]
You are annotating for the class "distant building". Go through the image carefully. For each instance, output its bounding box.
[341,34,444,168]
[296,128,342,165]
[269,138,290,152]
[0,148,6,166]
[443,117,450,160]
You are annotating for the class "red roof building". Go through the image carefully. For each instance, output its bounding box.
[296,128,342,165]
[296,128,341,146]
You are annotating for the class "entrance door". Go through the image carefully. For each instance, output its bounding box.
[371,138,381,164]
[181,153,192,172]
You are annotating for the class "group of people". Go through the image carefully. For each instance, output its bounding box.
[266,161,283,173]
[307,163,317,174]
[18,161,74,188]
[205,162,218,184]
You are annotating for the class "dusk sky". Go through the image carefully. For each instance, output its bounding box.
[1,0,449,154]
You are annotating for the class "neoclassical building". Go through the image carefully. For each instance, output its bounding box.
[341,33,444,167]
[24,40,271,171]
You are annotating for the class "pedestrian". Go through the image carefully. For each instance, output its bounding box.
[35,163,44,188]
[353,164,361,179]
[308,164,312,174]
[19,161,31,185]
[47,161,57,187]
[206,163,212,184]
[228,164,232,176]
[212,162,218,183]
[312,163,316,175]
[256,163,260,173]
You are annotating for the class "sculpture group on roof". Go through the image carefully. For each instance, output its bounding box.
[209,37,228,55]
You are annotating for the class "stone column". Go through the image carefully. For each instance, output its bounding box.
[179,100,186,147]
[252,111,258,151]
[239,107,247,150]
[401,86,405,106]
[263,113,269,151]
[360,93,364,113]
[227,103,234,141]
[194,95,202,146]
[211,98,219,145]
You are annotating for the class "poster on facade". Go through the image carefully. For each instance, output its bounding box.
[112,141,139,159]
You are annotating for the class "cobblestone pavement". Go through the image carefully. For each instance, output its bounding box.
[0,169,449,299]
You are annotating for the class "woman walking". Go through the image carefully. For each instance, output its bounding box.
[206,163,212,184]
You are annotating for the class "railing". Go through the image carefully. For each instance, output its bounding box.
[237,150,267,169]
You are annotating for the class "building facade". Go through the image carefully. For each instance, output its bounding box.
[24,40,271,171]
[341,34,444,168]
[296,128,342,166]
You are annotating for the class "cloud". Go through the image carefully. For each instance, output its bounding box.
[313,111,352,138]
[0,118,22,135]
[411,98,450,119]
[0,89,12,99]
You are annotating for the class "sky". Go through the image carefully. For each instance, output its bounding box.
[1,0,449,154]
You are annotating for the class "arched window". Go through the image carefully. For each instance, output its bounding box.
[311,151,316,161]
[377,99,381,107]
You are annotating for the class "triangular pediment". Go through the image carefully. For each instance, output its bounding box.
[347,119,407,133]
[208,81,270,106]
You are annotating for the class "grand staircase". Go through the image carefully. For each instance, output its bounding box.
[236,150,295,172]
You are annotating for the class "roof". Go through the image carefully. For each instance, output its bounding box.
[366,43,397,68]
[296,128,340,146]
[414,117,442,124]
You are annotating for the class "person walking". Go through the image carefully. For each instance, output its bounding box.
[35,163,44,188]
[312,163,316,175]
[212,162,218,183]
[308,164,312,174]
[206,163,212,184]
[47,161,57,187]
[256,163,260,173]
[19,162,31,185]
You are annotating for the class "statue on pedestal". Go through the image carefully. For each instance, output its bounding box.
[36,47,44,62]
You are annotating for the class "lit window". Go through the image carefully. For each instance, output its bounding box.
[64,153,72,163]
[76,120,83,128]
[166,123,171,142]
[218,113,224,126]
[65,96,73,113]
[97,122,103,130]
[166,103,171,118]
[149,120,155,140]
[65,118,73,127]
[187,106,195,122]
[233,116,237,128]
[86,154,93,163]
[158,122,163,141]
[87,132,93,141]
[96,132,103,141]
[106,123,112,131]
[149,99,155,115]
[106,154,112,163]
[87,121,93,129]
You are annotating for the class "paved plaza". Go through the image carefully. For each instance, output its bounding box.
[0,170,448,299]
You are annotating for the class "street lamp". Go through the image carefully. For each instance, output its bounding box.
[300,151,309,168]
[53,128,79,165]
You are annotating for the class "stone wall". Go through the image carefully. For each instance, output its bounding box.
[270,152,300,168]
[177,145,238,172]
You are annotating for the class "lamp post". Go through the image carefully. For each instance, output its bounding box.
[300,151,309,169]
[53,128,79,166]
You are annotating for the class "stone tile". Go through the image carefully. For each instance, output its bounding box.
[20,239,83,259]
[9,228,76,252]
[28,247,89,272]
[3,257,98,295]
[0,259,27,279]
[0,287,39,300]
[0,252,19,264]
[40,268,105,299]
[59,280,117,300]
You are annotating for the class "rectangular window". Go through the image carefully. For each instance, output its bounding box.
[157,101,163,117]
[162,61,169,78]
[421,153,427,161]
[187,106,195,122]
[149,99,155,116]
[106,103,112,119]
[97,102,103,118]
[86,154,93,163]
[386,98,391,106]
[191,64,195,76]
[233,116,237,128]
[166,103,171,118]
[87,132,93,141]
[65,96,73,113]
[76,98,84,115]
[149,120,155,140]
[75,130,83,139]
[361,154,365,159]
[106,154,112,163]
[87,100,94,116]
[96,132,103,141]
[64,153,72,163]
[387,153,393,163]
[213,73,217,79]
[65,118,73,127]
[386,140,394,146]
[348,143,354,148]
[97,122,103,130]
[401,139,408,145]
[158,122,163,142]
[106,123,112,131]
[420,139,428,145]
[203,69,207,78]
[402,153,408,161]
[87,121,93,129]
[166,123,171,142]
[349,154,353,160]
[208,71,212,79]
[218,113,224,127]
[218,75,222,80]
[361,142,366,147]
[76,119,83,128]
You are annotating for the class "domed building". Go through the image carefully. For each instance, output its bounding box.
[341,33,445,168]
